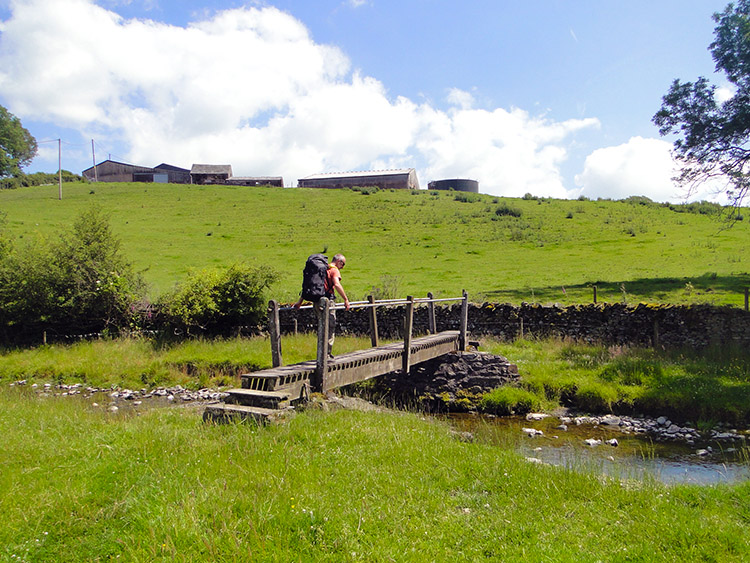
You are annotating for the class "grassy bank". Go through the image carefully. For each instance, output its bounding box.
[2,390,749,561]
[3,335,750,425]
[2,182,749,305]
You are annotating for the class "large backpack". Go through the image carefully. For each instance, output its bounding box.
[301,254,330,302]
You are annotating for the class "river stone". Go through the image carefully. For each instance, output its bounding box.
[584,438,602,446]
[526,413,550,421]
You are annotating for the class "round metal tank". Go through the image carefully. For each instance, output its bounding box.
[427,178,479,193]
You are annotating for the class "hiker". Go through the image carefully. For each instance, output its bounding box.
[293,254,350,356]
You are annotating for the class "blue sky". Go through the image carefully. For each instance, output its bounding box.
[0,0,733,200]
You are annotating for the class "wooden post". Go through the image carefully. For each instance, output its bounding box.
[459,289,468,351]
[292,318,298,335]
[427,291,437,334]
[314,298,330,393]
[368,295,379,347]
[745,287,749,312]
[269,300,282,367]
[653,318,660,348]
[593,285,597,304]
[402,296,414,375]
[519,317,524,339]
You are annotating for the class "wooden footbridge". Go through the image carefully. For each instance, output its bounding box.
[204,292,469,422]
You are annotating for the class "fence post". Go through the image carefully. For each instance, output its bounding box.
[745,287,749,312]
[593,285,597,304]
[427,291,437,334]
[268,300,282,367]
[314,298,330,393]
[402,296,414,374]
[653,318,660,348]
[459,289,468,351]
[368,295,379,347]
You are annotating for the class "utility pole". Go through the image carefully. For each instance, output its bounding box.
[91,139,98,182]
[58,139,62,200]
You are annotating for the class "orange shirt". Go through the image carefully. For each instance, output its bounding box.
[325,264,341,297]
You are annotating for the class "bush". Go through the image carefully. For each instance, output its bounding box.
[479,386,540,415]
[0,206,146,343]
[495,203,522,218]
[156,264,278,336]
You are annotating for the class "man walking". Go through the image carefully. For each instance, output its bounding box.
[294,254,350,356]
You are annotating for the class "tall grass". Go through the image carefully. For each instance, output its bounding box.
[2,389,750,561]
[483,337,750,424]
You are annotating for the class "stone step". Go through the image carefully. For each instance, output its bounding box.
[224,388,293,409]
[202,402,294,424]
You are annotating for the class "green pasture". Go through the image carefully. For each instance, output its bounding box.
[1,182,749,305]
[1,388,749,562]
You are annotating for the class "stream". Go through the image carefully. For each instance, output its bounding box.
[449,413,750,485]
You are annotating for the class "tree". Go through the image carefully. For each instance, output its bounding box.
[0,104,37,178]
[653,0,750,214]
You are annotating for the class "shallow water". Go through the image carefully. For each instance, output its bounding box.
[449,414,750,485]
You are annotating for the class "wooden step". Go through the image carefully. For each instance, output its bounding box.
[224,388,293,409]
[202,402,294,424]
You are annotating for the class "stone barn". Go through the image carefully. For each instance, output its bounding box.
[190,164,233,185]
[297,168,420,190]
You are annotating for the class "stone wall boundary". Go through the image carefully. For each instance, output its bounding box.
[282,302,750,349]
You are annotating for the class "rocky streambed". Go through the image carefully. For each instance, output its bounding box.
[9,380,227,411]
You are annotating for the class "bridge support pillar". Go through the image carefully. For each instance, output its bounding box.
[368,295,379,347]
[459,290,468,351]
[314,297,330,393]
[402,296,414,374]
[269,300,282,368]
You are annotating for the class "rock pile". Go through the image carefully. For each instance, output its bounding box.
[370,351,519,411]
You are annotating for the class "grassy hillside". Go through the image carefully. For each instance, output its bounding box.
[1,182,749,305]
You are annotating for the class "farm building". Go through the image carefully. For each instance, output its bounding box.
[297,168,420,190]
[225,176,284,187]
[190,164,233,185]
[152,163,191,184]
[82,160,190,183]
[427,178,479,193]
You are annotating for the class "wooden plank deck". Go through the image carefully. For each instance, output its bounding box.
[203,330,461,422]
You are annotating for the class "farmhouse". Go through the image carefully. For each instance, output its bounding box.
[297,168,420,190]
[190,164,233,185]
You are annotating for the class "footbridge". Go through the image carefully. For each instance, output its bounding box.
[204,292,469,422]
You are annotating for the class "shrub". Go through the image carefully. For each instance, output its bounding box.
[495,203,522,218]
[156,264,278,336]
[0,206,146,343]
[479,386,540,415]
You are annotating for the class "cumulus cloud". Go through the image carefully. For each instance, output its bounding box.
[575,137,678,201]
[0,0,598,194]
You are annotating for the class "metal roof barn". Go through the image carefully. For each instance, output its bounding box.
[297,168,419,190]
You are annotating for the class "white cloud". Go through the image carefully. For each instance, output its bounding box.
[0,0,598,193]
[576,137,683,202]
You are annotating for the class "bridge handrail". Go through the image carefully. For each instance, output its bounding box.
[268,290,469,391]
[278,295,465,311]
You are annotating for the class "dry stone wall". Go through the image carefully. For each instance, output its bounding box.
[281,302,750,349]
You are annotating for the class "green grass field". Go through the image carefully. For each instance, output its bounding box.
[2,389,749,562]
[2,182,749,305]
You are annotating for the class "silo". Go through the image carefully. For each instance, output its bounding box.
[427,178,479,193]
